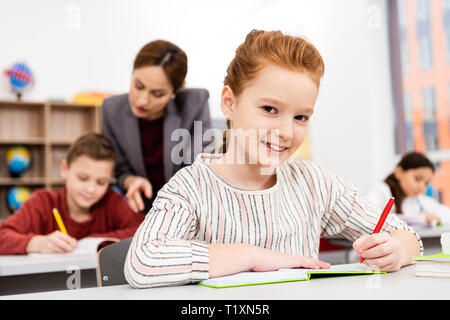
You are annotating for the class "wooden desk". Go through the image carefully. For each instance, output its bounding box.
[0,253,98,296]
[1,265,448,300]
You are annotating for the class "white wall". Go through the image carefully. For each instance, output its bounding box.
[0,0,396,194]
[306,0,398,194]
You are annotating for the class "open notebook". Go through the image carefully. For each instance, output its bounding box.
[199,263,384,288]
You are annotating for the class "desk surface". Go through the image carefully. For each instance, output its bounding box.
[414,225,450,238]
[2,265,449,300]
[0,253,97,276]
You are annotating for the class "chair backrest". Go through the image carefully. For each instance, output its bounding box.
[96,237,132,287]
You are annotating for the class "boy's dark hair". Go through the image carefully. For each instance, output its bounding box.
[66,133,116,166]
[384,151,435,213]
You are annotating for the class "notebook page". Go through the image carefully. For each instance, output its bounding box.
[279,263,375,274]
[200,269,309,288]
[200,263,379,288]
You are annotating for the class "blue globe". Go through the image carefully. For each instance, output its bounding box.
[5,146,31,176]
[4,63,33,94]
[6,186,31,213]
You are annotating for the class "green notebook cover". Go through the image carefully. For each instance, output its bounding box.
[199,263,385,288]
[414,252,450,262]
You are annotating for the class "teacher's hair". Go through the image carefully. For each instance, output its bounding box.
[133,40,188,93]
[384,151,435,213]
[221,29,325,153]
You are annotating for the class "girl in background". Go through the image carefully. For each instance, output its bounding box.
[125,30,422,288]
[366,151,450,226]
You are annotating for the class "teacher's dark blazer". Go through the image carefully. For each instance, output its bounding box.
[102,88,212,191]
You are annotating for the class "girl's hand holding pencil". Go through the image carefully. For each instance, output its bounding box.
[353,233,403,272]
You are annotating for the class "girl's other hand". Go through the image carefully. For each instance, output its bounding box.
[420,211,441,226]
[251,247,330,272]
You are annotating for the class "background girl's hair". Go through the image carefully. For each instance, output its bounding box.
[221,29,325,153]
[133,40,188,93]
[384,151,435,212]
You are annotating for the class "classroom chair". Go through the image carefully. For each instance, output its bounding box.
[96,237,132,287]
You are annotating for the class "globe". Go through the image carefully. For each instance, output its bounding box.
[3,63,34,100]
[6,186,31,213]
[5,146,32,176]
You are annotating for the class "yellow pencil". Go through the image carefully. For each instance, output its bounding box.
[52,208,68,235]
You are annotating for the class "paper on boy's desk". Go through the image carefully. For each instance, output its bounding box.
[71,237,117,254]
[28,237,117,257]
[199,263,384,288]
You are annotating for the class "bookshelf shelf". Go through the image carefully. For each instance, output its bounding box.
[0,100,102,220]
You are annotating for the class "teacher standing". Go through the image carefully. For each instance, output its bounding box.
[102,40,212,213]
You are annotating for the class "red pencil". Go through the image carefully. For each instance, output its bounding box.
[360,197,395,263]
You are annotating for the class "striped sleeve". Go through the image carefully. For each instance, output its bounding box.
[124,171,209,289]
[319,167,423,253]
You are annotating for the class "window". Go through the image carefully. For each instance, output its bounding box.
[422,87,438,151]
[403,91,415,151]
[416,0,433,69]
[398,0,410,74]
[390,0,450,206]
[444,0,450,61]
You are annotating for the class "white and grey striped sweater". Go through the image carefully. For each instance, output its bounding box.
[124,153,422,288]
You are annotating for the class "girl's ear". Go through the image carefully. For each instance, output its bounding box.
[221,85,235,119]
[60,159,69,179]
[394,166,403,180]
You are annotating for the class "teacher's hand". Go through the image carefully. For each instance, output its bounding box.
[124,175,153,212]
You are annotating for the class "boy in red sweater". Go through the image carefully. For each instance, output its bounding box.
[0,133,145,254]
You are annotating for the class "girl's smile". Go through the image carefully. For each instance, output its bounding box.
[261,139,289,154]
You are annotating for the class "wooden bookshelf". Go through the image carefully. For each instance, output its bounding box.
[0,100,102,220]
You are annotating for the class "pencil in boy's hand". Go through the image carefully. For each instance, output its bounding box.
[360,197,395,263]
[52,208,68,235]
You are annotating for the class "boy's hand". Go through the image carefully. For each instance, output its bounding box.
[353,233,402,272]
[124,176,153,212]
[26,231,78,254]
